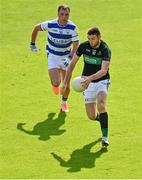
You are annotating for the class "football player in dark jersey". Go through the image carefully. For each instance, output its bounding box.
[61,27,111,147]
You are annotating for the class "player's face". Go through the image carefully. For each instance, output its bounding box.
[58,9,70,25]
[88,34,101,47]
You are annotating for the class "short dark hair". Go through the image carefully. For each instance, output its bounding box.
[58,4,70,13]
[87,27,101,36]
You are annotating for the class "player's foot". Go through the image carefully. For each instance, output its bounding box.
[102,137,109,148]
[61,102,69,112]
[53,86,60,95]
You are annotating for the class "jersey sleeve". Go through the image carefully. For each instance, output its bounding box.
[102,47,111,61]
[72,26,79,42]
[40,21,49,31]
[76,43,84,57]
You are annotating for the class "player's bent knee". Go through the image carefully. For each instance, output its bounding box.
[87,114,96,120]
[52,80,60,87]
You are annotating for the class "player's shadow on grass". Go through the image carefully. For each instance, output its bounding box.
[17,111,66,140]
[51,138,107,172]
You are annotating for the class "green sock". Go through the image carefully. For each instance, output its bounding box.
[102,128,108,137]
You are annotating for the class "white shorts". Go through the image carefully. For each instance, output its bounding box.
[83,79,110,104]
[47,53,71,70]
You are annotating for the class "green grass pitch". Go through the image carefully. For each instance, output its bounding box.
[0,0,142,178]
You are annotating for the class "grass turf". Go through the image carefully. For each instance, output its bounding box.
[0,0,142,178]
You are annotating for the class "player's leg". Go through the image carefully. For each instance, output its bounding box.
[59,57,72,112]
[60,69,70,112]
[83,82,98,120]
[48,68,61,95]
[96,79,110,147]
[85,103,97,120]
[47,54,61,95]
[97,91,109,147]
[60,69,70,97]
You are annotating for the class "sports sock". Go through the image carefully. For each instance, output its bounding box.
[99,112,108,137]
[62,96,68,103]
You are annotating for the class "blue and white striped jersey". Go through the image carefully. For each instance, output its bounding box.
[40,19,79,57]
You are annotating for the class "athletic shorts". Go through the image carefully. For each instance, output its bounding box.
[47,53,71,70]
[83,79,110,104]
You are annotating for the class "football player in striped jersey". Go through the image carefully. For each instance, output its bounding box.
[30,5,79,112]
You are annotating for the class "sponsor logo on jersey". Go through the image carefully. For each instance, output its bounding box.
[50,37,70,44]
[84,55,102,65]
[52,29,58,32]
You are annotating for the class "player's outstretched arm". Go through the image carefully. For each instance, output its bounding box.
[71,41,79,58]
[30,24,41,52]
[61,54,79,94]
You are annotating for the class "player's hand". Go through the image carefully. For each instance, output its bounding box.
[30,42,39,52]
[81,76,91,89]
[63,57,71,68]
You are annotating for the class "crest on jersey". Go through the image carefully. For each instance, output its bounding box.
[92,50,96,55]
[97,51,102,55]
[66,30,70,34]
[59,30,63,34]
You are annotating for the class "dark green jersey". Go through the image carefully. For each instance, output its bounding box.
[76,40,111,82]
